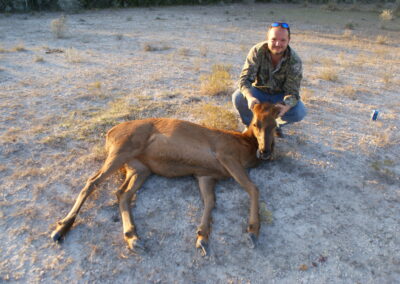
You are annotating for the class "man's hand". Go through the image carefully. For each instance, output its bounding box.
[275,103,291,117]
[247,96,260,110]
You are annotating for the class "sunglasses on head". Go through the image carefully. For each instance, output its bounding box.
[271,22,290,29]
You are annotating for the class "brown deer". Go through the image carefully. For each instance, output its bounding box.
[51,102,280,256]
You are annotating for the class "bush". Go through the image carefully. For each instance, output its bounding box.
[51,16,67,39]
[200,64,233,96]
[192,103,238,131]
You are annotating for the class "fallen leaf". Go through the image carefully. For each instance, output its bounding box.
[299,264,308,271]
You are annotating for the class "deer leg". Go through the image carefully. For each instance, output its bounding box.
[51,154,127,242]
[195,176,216,256]
[243,183,260,248]
[116,160,150,252]
[216,156,260,248]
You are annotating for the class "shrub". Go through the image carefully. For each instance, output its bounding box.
[193,103,238,131]
[200,64,233,96]
[34,56,44,62]
[318,67,339,82]
[381,71,394,85]
[143,43,170,52]
[342,29,353,39]
[379,9,394,21]
[300,87,315,103]
[11,44,26,52]
[51,15,67,38]
[178,48,190,57]
[65,47,84,63]
[376,35,388,45]
[338,85,357,100]
[344,22,355,30]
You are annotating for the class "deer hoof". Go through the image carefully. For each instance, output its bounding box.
[245,232,258,249]
[196,237,209,257]
[51,230,63,243]
[51,222,70,243]
[126,237,146,253]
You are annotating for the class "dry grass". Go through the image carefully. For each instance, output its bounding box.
[191,103,238,131]
[305,55,320,65]
[395,3,400,16]
[317,66,339,82]
[2,5,400,283]
[86,81,106,99]
[200,64,233,96]
[323,3,339,12]
[353,52,377,68]
[44,95,177,145]
[300,87,315,103]
[11,44,26,52]
[342,29,353,39]
[379,9,394,21]
[337,85,357,100]
[143,43,171,52]
[65,47,84,63]
[372,47,389,58]
[260,201,273,224]
[344,22,355,30]
[34,55,44,62]
[380,70,394,85]
[90,144,107,162]
[360,123,399,150]
[51,16,67,39]
[0,45,8,53]
[199,46,208,57]
[376,35,388,45]
[178,48,190,57]
[192,58,203,72]
[88,81,102,90]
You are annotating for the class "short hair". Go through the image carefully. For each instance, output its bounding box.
[267,24,291,39]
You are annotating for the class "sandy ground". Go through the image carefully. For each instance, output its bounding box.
[1,3,400,283]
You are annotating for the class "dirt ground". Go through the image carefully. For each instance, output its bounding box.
[1,3,399,283]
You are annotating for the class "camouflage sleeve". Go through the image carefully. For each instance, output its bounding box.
[239,45,259,99]
[283,55,303,107]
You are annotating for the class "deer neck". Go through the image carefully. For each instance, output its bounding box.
[241,127,259,151]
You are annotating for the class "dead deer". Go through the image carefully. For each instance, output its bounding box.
[51,102,280,256]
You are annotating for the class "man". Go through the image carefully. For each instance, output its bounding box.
[232,22,306,137]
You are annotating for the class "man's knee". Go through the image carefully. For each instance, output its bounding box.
[283,101,307,123]
[232,89,253,126]
[232,89,246,108]
[293,102,307,122]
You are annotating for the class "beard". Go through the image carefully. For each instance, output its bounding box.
[269,46,286,55]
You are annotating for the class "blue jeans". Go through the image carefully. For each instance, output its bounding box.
[232,87,307,127]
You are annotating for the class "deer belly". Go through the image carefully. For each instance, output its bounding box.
[140,148,229,178]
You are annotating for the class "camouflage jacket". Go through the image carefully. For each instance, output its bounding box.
[239,41,303,107]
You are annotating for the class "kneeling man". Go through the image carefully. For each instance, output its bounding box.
[232,22,307,137]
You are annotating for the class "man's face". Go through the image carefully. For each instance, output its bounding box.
[267,27,290,56]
